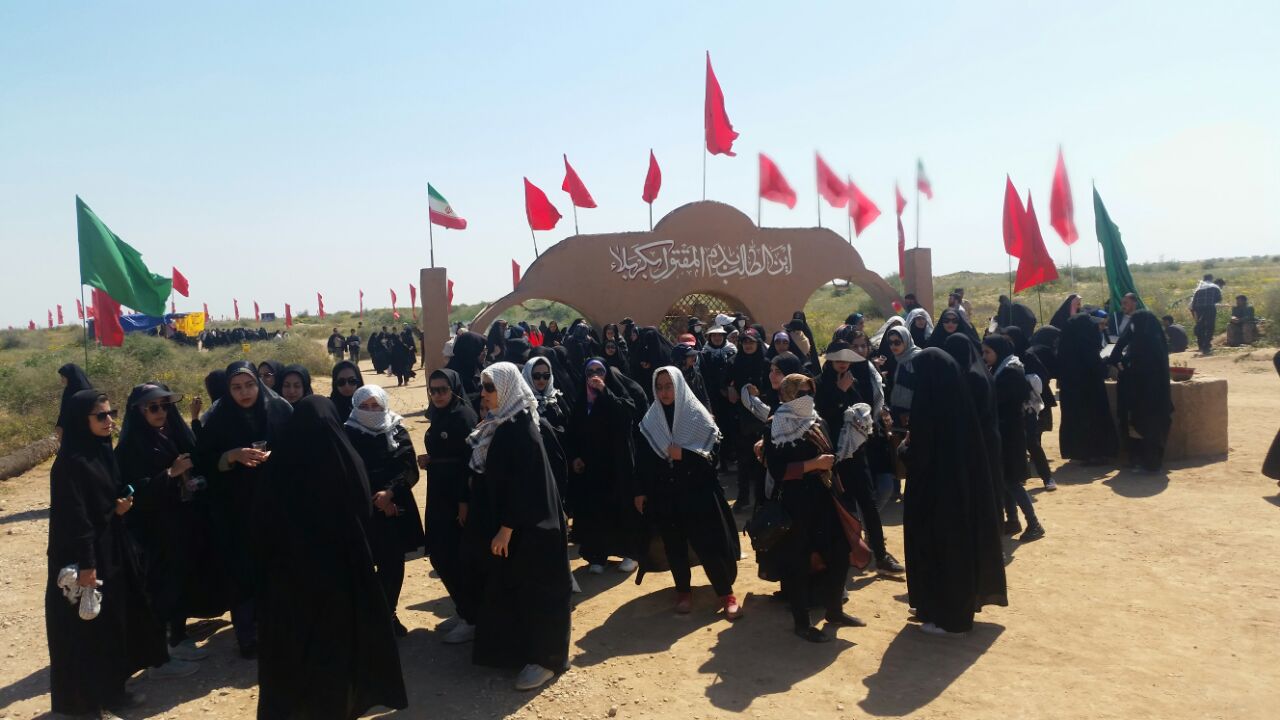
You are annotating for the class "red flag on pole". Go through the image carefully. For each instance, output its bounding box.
[92,288,124,347]
[391,289,400,320]
[233,299,240,321]
[254,301,260,322]
[409,284,418,320]
[446,279,454,312]
[28,320,36,331]
[524,178,562,231]
[642,150,662,204]
[284,303,293,328]
[916,159,934,199]
[47,310,53,329]
[897,215,907,281]
[359,289,364,319]
[512,260,521,289]
[171,267,190,297]
[895,183,907,216]
[57,305,64,325]
[759,153,797,209]
[1049,148,1078,245]
[816,154,848,209]
[704,52,739,156]
[317,293,325,319]
[846,179,881,236]
[1002,176,1027,259]
[1016,194,1060,292]
[561,155,597,208]
[203,303,210,323]
[76,299,84,320]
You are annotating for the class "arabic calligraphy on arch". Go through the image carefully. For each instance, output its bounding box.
[608,239,794,283]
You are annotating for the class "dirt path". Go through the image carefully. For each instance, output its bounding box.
[2,351,1278,719]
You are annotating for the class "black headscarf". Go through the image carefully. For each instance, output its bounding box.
[982,334,1017,366]
[329,360,365,421]
[786,313,821,368]
[728,329,767,392]
[278,365,314,404]
[485,321,507,361]
[257,360,285,392]
[1050,294,1081,330]
[427,369,475,426]
[927,308,981,348]
[505,337,532,365]
[446,331,488,394]
[202,361,294,449]
[56,363,92,431]
[630,327,672,398]
[763,351,805,409]
[602,339,629,374]
[116,382,197,467]
[204,369,229,404]
[58,389,114,465]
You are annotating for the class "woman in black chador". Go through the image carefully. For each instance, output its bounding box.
[464,362,572,691]
[1057,313,1119,463]
[55,362,92,437]
[256,395,408,720]
[445,330,488,412]
[344,384,426,636]
[1264,351,1280,485]
[762,372,865,643]
[983,334,1046,541]
[901,349,1008,636]
[47,390,168,716]
[1113,310,1174,472]
[726,328,769,509]
[195,360,292,657]
[116,382,228,660]
[329,360,365,423]
[634,367,742,618]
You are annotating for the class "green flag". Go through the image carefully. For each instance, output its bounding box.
[1093,187,1143,313]
[77,196,172,317]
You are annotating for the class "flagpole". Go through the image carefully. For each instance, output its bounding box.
[1093,179,1103,271]
[571,203,579,235]
[80,285,89,366]
[648,203,653,232]
[530,225,540,258]
[1068,244,1075,289]
[428,217,436,268]
[701,146,707,201]
[914,181,921,249]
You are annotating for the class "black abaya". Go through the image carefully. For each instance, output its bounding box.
[256,396,407,719]
[46,390,168,716]
[902,350,1008,633]
[423,370,479,623]
[1057,314,1119,460]
[55,363,92,433]
[1264,351,1280,481]
[1114,311,1174,471]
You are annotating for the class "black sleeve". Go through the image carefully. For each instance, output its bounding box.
[50,460,98,570]
[390,427,421,490]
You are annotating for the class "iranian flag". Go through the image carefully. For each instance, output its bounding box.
[428,184,467,229]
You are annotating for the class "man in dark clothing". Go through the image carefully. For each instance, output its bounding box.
[346,329,362,363]
[903,294,921,313]
[1227,295,1257,346]
[1190,273,1223,354]
[327,328,345,361]
[1162,316,1189,353]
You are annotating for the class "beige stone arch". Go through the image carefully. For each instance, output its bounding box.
[470,200,906,335]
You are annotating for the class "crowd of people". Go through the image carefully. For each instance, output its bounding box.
[47,287,1204,719]
[330,325,421,387]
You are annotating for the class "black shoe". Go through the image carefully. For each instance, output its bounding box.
[825,612,867,627]
[1019,523,1046,542]
[794,626,831,643]
[875,553,905,575]
[392,617,409,637]
[105,690,146,712]
[1003,519,1022,536]
[239,641,258,660]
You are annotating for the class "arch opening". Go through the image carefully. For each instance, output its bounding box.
[659,290,750,341]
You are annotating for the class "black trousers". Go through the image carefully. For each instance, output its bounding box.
[1025,414,1052,481]
[372,544,406,616]
[734,422,765,505]
[660,521,734,597]
[1194,310,1216,352]
[836,458,888,560]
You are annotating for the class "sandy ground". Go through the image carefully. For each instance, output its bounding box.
[2,349,1278,720]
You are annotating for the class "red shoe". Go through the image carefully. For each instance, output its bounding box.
[674,591,693,614]
[721,594,743,621]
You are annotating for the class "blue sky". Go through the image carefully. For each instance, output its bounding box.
[2,1,1277,326]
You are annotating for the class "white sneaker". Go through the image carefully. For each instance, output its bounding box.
[919,622,966,637]
[587,564,605,575]
[149,658,199,679]
[443,621,476,644]
[514,663,555,690]
[167,639,209,662]
[616,558,638,573]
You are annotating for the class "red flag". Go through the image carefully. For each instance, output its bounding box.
[512,260,521,289]
[359,289,364,318]
[523,178,562,231]
[284,303,293,328]
[391,289,400,320]
[409,284,418,319]
[758,153,797,209]
[447,279,454,312]
[233,299,240,321]
[171,267,190,297]
[816,154,847,209]
[203,303,210,323]
[846,179,881,236]
[1002,176,1027,259]
[1049,148,1078,245]
[916,159,933,200]
[561,155,597,208]
[47,310,53,329]
[28,320,36,331]
[92,288,124,347]
[895,182,907,216]
[642,150,662,204]
[897,216,907,281]
[704,52,739,156]
[1015,194,1060,292]
[57,305,64,325]
[76,299,84,320]
[317,293,325,319]
[254,301,260,322]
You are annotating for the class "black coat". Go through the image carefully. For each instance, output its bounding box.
[1057,314,1119,459]
[992,364,1030,485]
[346,425,427,555]
[1115,311,1174,453]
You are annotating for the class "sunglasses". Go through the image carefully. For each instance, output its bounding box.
[586,368,606,377]
[259,370,275,377]
[943,319,958,325]
[335,377,360,387]
[90,409,119,422]
[481,382,497,393]
[428,386,453,396]
[143,402,172,414]
[531,372,551,381]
